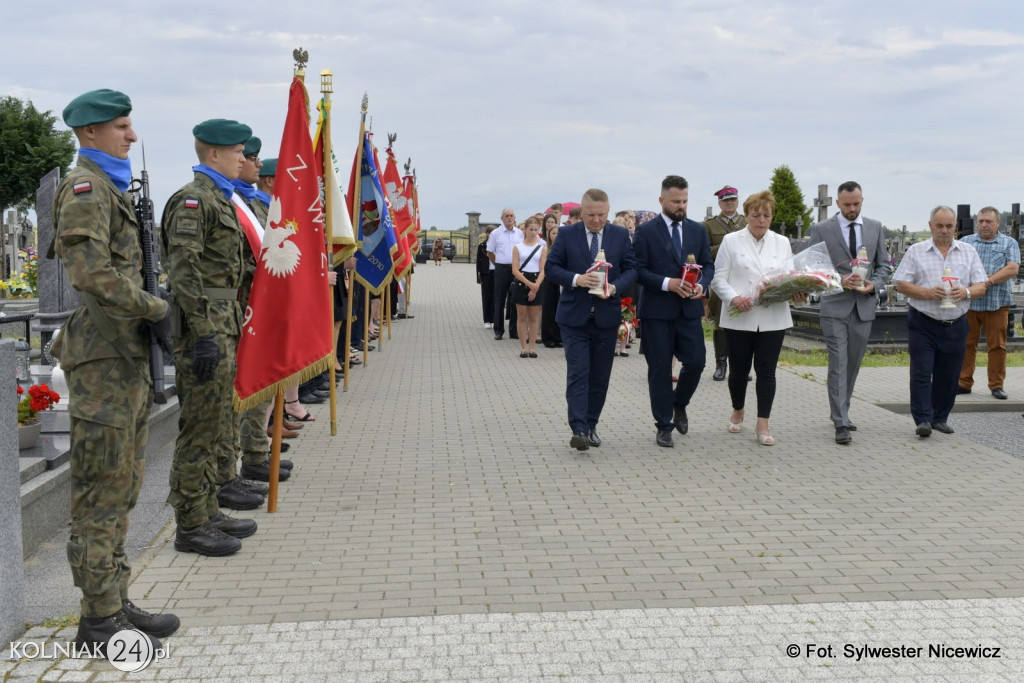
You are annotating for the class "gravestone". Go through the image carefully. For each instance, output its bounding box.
[0,339,26,645]
[956,204,973,239]
[35,166,79,358]
[813,184,832,222]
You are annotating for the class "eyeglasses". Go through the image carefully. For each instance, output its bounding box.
[245,155,260,163]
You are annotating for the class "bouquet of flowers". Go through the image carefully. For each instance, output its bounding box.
[729,242,842,316]
[17,383,60,426]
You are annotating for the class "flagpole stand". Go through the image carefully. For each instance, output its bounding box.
[267,389,285,513]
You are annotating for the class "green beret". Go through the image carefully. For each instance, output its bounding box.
[259,158,277,177]
[62,89,132,127]
[192,119,252,146]
[243,136,261,157]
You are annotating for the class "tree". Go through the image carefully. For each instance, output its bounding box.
[0,96,75,213]
[768,165,813,237]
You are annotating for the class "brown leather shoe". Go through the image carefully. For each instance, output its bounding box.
[267,427,300,439]
[282,419,304,430]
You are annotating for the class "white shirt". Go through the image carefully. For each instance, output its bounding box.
[487,225,524,265]
[837,214,862,254]
[572,227,605,288]
[893,238,987,320]
[658,213,702,295]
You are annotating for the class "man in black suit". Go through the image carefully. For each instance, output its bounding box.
[633,175,715,447]
[545,188,637,451]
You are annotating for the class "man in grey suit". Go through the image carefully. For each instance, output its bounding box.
[808,181,892,444]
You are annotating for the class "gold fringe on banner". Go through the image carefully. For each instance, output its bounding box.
[232,352,333,413]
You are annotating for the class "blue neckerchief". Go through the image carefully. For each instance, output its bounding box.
[192,164,235,200]
[231,179,256,200]
[78,148,132,192]
[254,189,271,206]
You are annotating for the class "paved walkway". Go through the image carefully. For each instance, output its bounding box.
[5,263,1024,681]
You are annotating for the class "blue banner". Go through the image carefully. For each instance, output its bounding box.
[353,134,397,294]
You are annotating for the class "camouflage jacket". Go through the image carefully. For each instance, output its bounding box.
[238,194,267,305]
[52,156,166,369]
[703,213,748,260]
[161,173,246,339]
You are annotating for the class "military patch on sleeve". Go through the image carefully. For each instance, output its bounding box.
[184,198,199,209]
[175,217,199,236]
[72,181,93,195]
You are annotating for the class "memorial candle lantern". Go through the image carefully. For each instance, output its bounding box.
[682,254,702,289]
[587,250,611,297]
[850,246,870,292]
[940,264,959,309]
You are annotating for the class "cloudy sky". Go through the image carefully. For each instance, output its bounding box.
[3,0,1023,232]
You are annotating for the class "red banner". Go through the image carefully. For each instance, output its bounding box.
[234,77,333,410]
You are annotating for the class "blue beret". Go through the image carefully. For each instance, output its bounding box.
[62,89,132,127]
[259,158,277,177]
[243,136,261,157]
[192,119,251,146]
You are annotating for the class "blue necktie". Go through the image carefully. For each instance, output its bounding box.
[590,231,599,261]
[671,221,682,261]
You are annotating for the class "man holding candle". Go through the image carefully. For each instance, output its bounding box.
[893,206,987,437]
[633,175,714,448]
[807,181,891,445]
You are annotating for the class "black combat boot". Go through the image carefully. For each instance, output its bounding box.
[217,478,265,510]
[76,609,161,655]
[239,462,292,483]
[174,522,241,556]
[121,599,180,638]
[237,477,269,496]
[208,512,257,539]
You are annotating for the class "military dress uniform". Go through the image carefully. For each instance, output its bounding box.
[162,119,256,556]
[53,89,178,651]
[703,187,747,381]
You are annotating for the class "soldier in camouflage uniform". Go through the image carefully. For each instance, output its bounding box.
[52,89,178,652]
[230,138,294,485]
[162,119,259,556]
[703,186,747,381]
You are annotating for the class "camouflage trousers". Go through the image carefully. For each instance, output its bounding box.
[238,401,271,468]
[66,357,151,618]
[168,332,238,528]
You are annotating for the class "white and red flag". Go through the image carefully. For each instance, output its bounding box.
[379,144,413,279]
[234,77,333,411]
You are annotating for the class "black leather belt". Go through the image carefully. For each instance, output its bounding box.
[911,307,964,327]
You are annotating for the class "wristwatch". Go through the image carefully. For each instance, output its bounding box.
[965,288,972,300]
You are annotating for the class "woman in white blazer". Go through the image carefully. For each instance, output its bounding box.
[711,191,805,446]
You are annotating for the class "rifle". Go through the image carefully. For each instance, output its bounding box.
[129,143,168,404]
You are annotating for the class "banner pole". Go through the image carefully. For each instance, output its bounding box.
[320,70,338,436]
[343,269,353,392]
[267,388,284,513]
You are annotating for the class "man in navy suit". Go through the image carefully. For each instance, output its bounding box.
[545,188,637,451]
[633,175,715,447]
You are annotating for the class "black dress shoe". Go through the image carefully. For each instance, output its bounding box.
[299,392,326,405]
[240,462,291,483]
[174,522,241,556]
[835,426,852,444]
[847,423,857,431]
[217,479,265,510]
[122,599,180,638]
[494,333,503,340]
[915,423,932,437]
[569,431,590,451]
[76,610,161,655]
[209,512,258,539]
[656,429,674,447]
[673,406,688,435]
[509,333,519,339]
[956,386,971,395]
[992,388,1008,400]
[586,428,601,447]
[931,422,955,434]
[712,361,727,381]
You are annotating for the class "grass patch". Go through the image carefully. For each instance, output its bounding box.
[780,349,1024,368]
